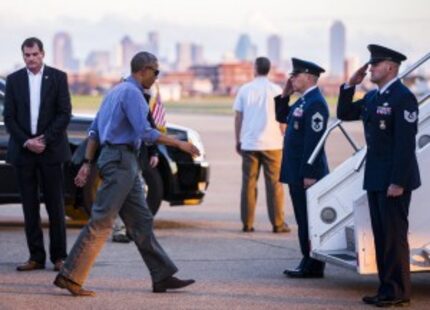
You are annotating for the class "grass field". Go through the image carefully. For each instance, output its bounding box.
[72,95,339,116]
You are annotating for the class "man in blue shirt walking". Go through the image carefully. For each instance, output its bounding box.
[54,51,200,296]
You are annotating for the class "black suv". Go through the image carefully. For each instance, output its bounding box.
[0,77,209,219]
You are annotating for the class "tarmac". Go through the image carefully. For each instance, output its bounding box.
[0,114,429,309]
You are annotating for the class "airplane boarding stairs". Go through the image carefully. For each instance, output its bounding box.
[306,53,430,274]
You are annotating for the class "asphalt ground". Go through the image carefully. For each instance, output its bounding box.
[1,114,429,309]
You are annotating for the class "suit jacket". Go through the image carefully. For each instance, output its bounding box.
[3,66,72,165]
[337,80,421,191]
[275,87,329,185]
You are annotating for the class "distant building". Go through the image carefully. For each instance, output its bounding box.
[235,34,257,61]
[217,61,254,95]
[267,34,282,67]
[344,55,360,80]
[118,36,139,74]
[329,20,346,78]
[175,42,193,71]
[85,51,110,74]
[147,31,160,56]
[53,32,79,72]
[191,44,205,66]
[190,65,218,90]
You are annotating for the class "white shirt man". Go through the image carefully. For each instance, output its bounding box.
[234,57,289,233]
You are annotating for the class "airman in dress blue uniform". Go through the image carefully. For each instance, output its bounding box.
[275,58,329,278]
[337,44,420,308]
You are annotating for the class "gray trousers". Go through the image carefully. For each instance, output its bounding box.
[61,144,177,285]
[240,149,285,228]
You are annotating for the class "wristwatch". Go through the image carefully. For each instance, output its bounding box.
[83,158,93,165]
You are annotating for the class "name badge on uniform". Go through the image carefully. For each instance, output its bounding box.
[379,120,386,130]
[376,104,392,115]
[404,110,418,123]
[293,107,303,118]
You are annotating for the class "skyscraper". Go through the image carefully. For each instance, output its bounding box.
[85,51,110,74]
[235,34,257,61]
[175,42,193,71]
[191,44,204,66]
[53,32,79,72]
[147,31,160,56]
[119,36,139,73]
[267,34,282,67]
[329,20,346,78]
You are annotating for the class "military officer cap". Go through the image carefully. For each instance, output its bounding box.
[367,44,407,65]
[290,58,325,77]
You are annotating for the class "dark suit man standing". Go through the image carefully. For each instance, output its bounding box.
[337,45,420,307]
[275,58,329,278]
[3,37,71,272]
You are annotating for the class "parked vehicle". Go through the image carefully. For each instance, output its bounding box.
[0,77,210,220]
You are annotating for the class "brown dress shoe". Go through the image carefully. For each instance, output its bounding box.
[153,276,195,293]
[54,274,96,297]
[53,260,64,271]
[16,260,45,271]
[242,225,255,232]
[273,225,291,233]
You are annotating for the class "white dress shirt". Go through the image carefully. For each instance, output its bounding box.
[378,77,398,94]
[300,85,318,99]
[27,65,44,135]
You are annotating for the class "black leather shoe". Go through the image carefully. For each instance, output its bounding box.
[376,298,410,308]
[153,276,195,293]
[284,268,324,278]
[16,260,45,271]
[362,295,381,305]
[54,274,96,297]
[53,259,64,272]
[273,225,291,233]
[242,225,255,232]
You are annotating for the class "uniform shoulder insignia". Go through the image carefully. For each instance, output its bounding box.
[311,112,324,132]
[404,110,418,123]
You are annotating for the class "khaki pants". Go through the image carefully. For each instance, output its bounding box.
[240,149,285,228]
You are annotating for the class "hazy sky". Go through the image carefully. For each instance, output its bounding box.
[0,0,429,73]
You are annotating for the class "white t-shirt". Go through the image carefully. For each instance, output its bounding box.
[233,76,283,150]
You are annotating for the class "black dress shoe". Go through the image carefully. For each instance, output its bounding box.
[53,259,64,272]
[362,295,381,305]
[376,298,410,308]
[242,225,255,232]
[16,260,45,271]
[273,225,291,233]
[284,268,324,278]
[54,274,96,297]
[153,276,195,293]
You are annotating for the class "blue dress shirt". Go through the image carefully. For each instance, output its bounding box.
[88,76,161,148]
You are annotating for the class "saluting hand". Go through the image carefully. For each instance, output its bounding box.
[348,63,369,86]
[282,78,294,98]
[74,163,91,187]
[178,141,201,158]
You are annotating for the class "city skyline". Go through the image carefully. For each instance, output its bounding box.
[0,0,429,74]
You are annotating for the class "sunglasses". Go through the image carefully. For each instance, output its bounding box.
[146,66,160,77]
